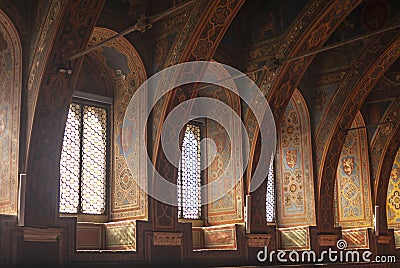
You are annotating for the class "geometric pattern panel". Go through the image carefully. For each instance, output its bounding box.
[394,230,400,248]
[105,220,136,251]
[334,112,373,228]
[266,155,275,223]
[81,105,107,214]
[59,103,82,214]
[88,28,148,221]
[341,228,369,249]
[387,147,400,228]
[0,11,21,215]
[279,226,310,250]
[276,89,316,227]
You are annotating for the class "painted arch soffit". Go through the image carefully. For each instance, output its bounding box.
[88,27,148,220]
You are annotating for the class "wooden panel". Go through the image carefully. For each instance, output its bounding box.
[203,225,237,250]
[192,227,203,249]
[76,223,103,250]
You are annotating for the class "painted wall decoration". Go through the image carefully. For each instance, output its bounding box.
[27,0,64,146]
[0,10,21,215]
[334,112,373,228]
[276,89,316,227]
[203,225,237,250]
[192,225,237,250]
[88,28,147,221]
[200,62,243,225]
[395,230,400,248]
[105,220,136,250]
[387,147,400,228]
[279,226,310,250]
[341,228,369,249]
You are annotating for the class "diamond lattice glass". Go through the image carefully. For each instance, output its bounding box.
[178,124,201,219]
[266,155,275,222]
[59,102,107,215]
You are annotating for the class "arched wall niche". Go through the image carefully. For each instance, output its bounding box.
[0,9,22,215]
[334,111,373,229]
[87,27,148,221]
[276,89,316,250]
[199,63,243,226]
[334,111,373,249]
[387,147,400,248]
[72,27,148,252]
[180,60,244,250]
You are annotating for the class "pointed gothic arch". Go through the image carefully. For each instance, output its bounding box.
[275,89,315,249]
[276,89,316,227]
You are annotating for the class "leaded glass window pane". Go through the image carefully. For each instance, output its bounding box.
[81,106,107,214]
[60,103,81,213]
[266,154,275,222]
[59,102,107,215]
[178,124,201,219]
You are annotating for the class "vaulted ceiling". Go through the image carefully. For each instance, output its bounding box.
[4,0,400,235]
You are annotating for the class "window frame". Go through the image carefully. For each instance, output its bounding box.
[59,94,113,223]
[266,155,277,225]
[177,119,207,225]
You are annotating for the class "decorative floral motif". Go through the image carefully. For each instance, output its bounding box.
[387,148,400,227]
[334,112,372,228]
[89,27,147,220]
[277,90,315,227]
[0,11,21,214]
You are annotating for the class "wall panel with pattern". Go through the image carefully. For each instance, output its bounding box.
[334,112,373,228]
[387,147,400,228]
[276,89,316,227]
[0,10,21,215]
[88,27,148,221]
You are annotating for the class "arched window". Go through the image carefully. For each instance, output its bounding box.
[178,123,202,220]
[58,27,148,251]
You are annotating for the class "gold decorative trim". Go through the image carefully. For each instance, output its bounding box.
[246,234,271,247]
[153,232,182,246]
